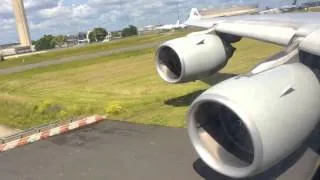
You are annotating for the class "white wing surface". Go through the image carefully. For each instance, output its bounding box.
[186,11,320,53]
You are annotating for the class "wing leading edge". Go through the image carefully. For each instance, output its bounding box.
[186,11,320,54]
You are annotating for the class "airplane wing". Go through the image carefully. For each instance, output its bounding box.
[154,8,320,180]
[186,10,320,53]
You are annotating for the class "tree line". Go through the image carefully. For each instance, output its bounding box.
[32,35,67,51]
[33,25,138,51]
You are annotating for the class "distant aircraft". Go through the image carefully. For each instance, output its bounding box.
[259,0,299,14]
[155,7,320,179]
[187,5,259,20]
[103,32,112,42]
[259,5,298,14]
[155,20,187,30]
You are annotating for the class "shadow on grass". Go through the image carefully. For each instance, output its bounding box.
[201,73,237,86]
[165,73,237,107]
[165,90,205,107]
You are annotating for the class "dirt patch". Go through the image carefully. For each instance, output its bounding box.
[0,125,20,138]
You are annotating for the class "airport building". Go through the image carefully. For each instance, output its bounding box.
[301,1,320,8]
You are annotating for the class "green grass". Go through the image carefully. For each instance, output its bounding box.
[310,7,320,12]
[293,7,320,12]
[0,38,281,129]
[0,30,192,69]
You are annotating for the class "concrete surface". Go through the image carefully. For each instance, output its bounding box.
[5,50,48,59]
[0,120,318,180]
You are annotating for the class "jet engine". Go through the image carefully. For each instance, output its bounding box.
[187,62,320,178]
[155,34,235,83]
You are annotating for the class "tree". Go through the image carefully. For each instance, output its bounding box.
[52,35,67,48]
[35,35,56,51]
[292,0,297,5]
[128,25,138,36]
[111,31,121,37]
[121,25,138,37]
[78,32,87,40]
[88,27,108,42]
[121,27,131,38]
[88,32,97,43]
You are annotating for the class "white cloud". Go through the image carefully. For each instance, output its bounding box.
[88,0,129,6]
[0,0,12,17]
[72,4,97,18]
[100,10,124,23]
[0,18,15,30]
[0,0,302,43]
[37,0,71,19]
[24,0,59,11]
[0,0,60,16]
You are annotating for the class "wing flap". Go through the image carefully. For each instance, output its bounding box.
[300,29,320,56]
[215,22,296,46]
[186,12,320,46]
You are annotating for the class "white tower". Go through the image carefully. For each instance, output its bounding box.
[11,0,31,46]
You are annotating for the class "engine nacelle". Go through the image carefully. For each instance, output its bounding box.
[156,34,233,83]
[187,62,320,178]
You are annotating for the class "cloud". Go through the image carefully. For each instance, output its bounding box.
[37,0,71,19]
[24,0,59,11]
[0,0,60,16]
[0,0,301,44]
[0,0,13,18]
[0,18,15,30]
[72,4,97,18]
[88,0,129,7]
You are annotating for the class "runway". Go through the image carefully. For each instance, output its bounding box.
[0,42,159,75]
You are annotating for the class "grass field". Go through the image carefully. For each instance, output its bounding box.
[310,7,320,12]
[0,32,281,129]
[0,30,192,69]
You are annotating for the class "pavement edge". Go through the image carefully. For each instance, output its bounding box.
[0,115,106,152]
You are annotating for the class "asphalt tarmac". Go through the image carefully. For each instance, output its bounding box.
[0,120,201,180]
[0,120,318,180]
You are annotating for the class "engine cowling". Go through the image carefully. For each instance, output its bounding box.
[156,34,233,83]
[187,62,320,178]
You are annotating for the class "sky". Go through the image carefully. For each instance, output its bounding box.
[0,0,314,44]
